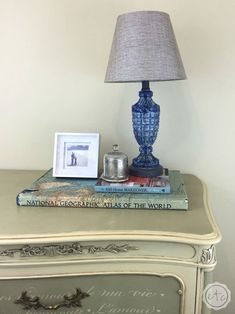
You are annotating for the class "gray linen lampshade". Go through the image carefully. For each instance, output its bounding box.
[105,11,186,82]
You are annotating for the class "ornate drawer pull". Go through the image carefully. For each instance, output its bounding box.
[14,288,89,310]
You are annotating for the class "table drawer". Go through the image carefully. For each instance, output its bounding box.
[0,273,184,314]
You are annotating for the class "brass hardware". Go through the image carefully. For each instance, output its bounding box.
[14,288,89,311]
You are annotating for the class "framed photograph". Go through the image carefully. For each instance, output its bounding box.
[53,133,100,178]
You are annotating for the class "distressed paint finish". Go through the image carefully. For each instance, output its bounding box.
[0,170,221,314]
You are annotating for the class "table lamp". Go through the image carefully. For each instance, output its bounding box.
[105,11,186,177]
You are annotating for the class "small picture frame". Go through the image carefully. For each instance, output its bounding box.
[53,133,100,178]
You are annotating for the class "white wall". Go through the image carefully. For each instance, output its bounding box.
[0,0,234,312]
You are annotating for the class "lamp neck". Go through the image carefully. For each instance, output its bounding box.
[141,81,150,91]
[139,81,153,97]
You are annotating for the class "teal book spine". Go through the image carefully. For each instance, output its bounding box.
[16,169,188,210]
[95,174,171,194]
[95,185,170,194]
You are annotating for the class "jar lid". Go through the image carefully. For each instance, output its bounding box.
[104,144,127,160]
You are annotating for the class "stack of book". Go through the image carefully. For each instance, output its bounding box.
[17,169,188,210]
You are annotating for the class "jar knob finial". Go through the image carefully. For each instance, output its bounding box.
[113,144,119,152]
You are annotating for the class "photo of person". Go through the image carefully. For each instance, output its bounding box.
[64,142,90,168]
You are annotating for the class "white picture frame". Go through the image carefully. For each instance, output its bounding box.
[53,133,100,178]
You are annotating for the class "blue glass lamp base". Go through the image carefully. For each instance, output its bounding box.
[129,81,163,178]
[129,164,163,177]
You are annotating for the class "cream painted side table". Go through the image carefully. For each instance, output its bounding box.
[0,170,221,314]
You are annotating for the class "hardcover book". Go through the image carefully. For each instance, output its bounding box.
[16,169,188,210]
[95,175,170,194]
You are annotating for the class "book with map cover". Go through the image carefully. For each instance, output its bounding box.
[16,169,188,210]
